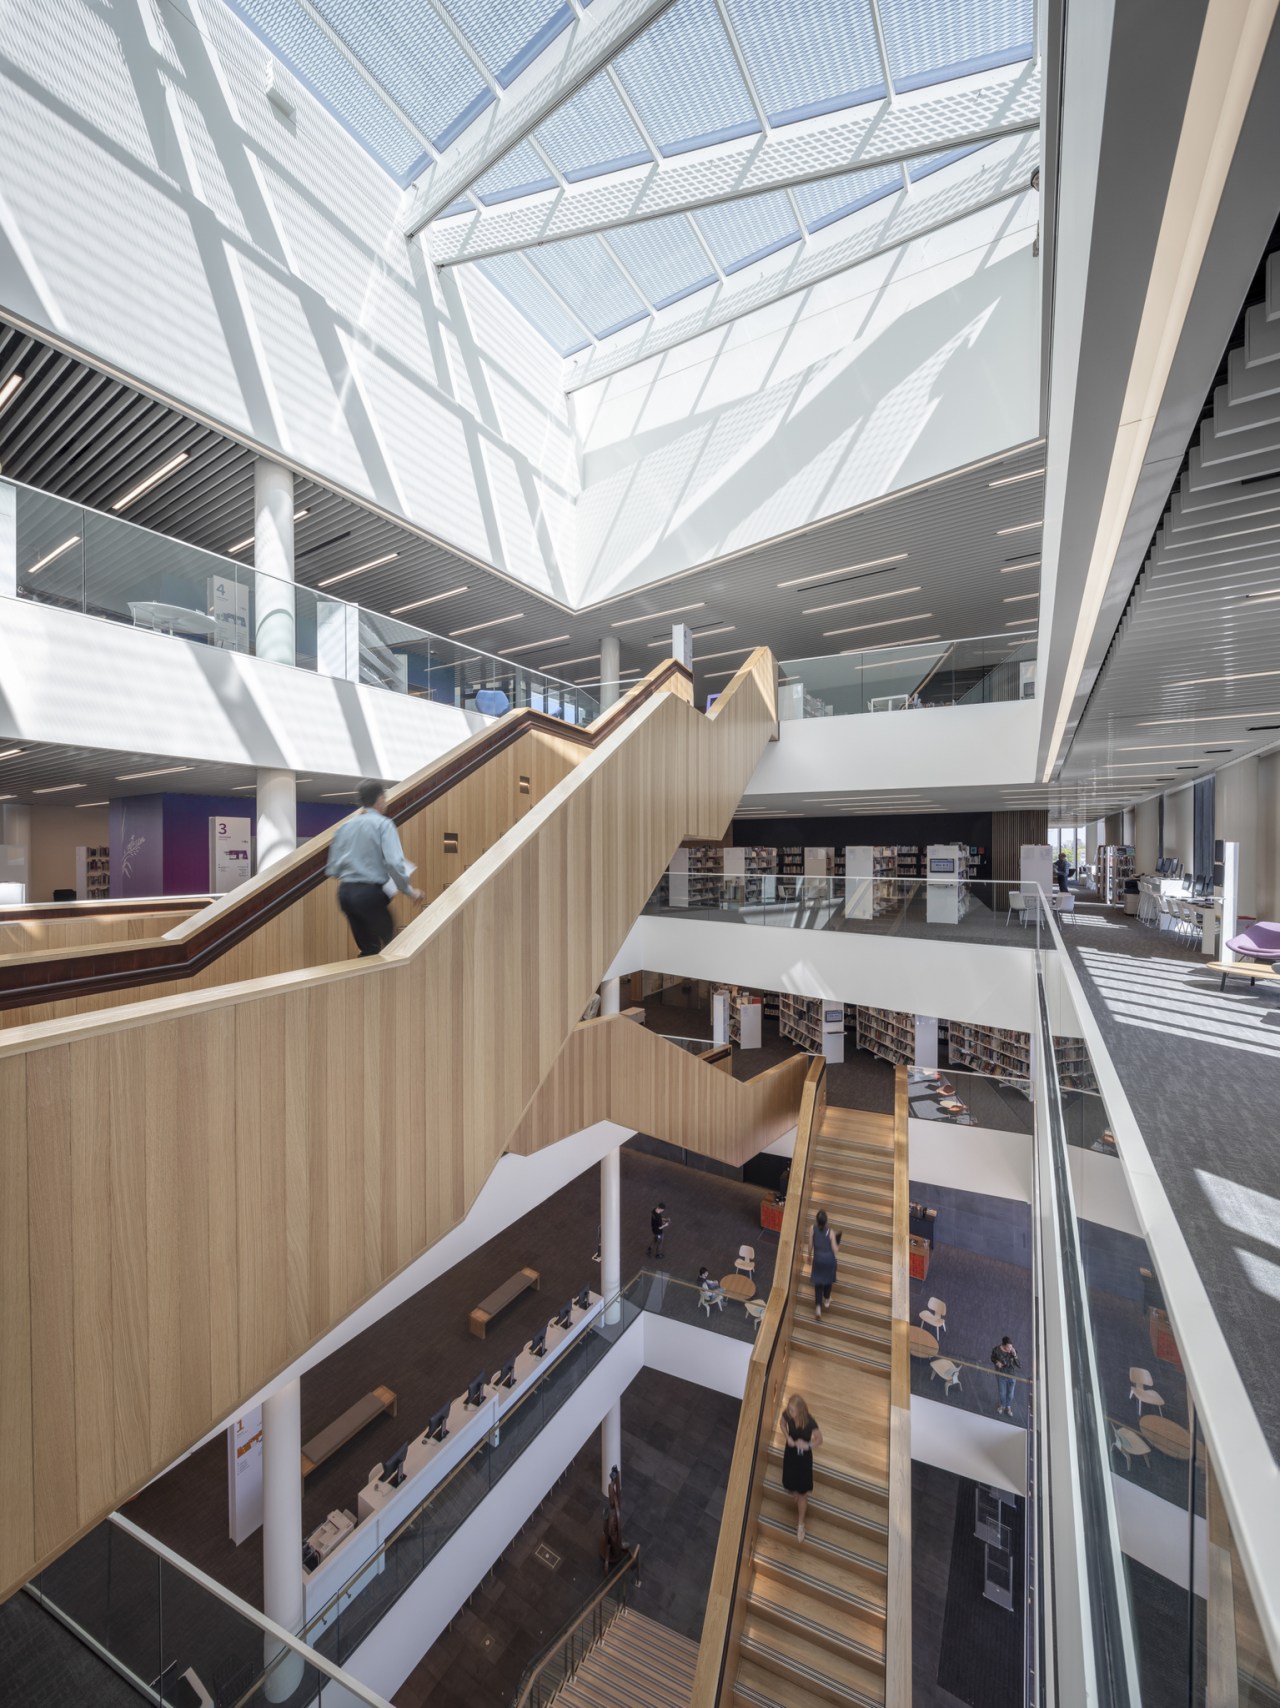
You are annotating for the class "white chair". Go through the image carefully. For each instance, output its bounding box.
[698,1286,725,1317]
[735,1245,756,1281]
[1056,893,1076,925]
[744,1299,765,1334]
[919,1297,947,1337]
[1128,1366,1165,1418]
[1006,890,1026,927]
[930,1357,961,1398]
[1110,1421,1152,1473]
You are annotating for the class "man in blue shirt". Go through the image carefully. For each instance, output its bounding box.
[325,780,423,955]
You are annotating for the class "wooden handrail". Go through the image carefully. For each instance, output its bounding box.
[887,1064,912,1705]
[691,1055,827,1708]
[0,660,692,1014]
[512,1546,641,1708]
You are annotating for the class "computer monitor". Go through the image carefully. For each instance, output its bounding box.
[464,1373,488,1408]
[379,1442,409,1487]
[576,1286,591,1311]
[426,1407,449,1443]
[554,1301,574,1329]
[529,1328,547,1358]
[495,1357,517,1389]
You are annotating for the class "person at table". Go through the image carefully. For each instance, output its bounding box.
[326,779,423,956]
[991,1335,1021,1417]
[780,1395,822,1542]
[698,1267,725,1308]
[808,1207,840,1320]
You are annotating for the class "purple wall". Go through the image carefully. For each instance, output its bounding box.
[111,793,350,896]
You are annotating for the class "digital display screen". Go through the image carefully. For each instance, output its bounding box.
[930,858,956,874]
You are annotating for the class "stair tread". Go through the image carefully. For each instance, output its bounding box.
[755,1533,889,1617]
[741,1614,887,1703]
[747,1578,886,1666]
[759,1495,889,1571]
[764,1445,889,1509]
[763,1472,888,1534]
[735,1655,874,1708]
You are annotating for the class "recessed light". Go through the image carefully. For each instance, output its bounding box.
[1168,669,1280,687]
[34,783,86,794]
[0,372,24,411]
[1001,558,1041,572]
[115,765,195,780]
[855,643,943,664]
[502,635,571,654]
[1003,592,1038,603]
[75,800,109,808]
[0,747,21,762]
[650,624,736,645]
[989,468,1045,487]
[391,586,469,615]
[1244,588,1280,600]
[26,534,81,576]
[318,552,399,589]
[1118,743,1235,752]
[320,790,355,799]
[450,613,524,636]
[1006,618,1038,627]
[111,451,190,511]
[822,613,932,637]
[231,784,257,792]
[541,654,600,669]
[1137,711,1280,726]
[777,554,908,590]
[611,603,705,628]
[227,507,310,553]
[692,646,754,662]
[802,587,921,616]
[997,520,1043,536]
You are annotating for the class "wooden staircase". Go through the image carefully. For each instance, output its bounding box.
[693,1064,911,1708]
[555,1610,697,1708]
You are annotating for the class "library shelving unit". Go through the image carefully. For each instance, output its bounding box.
[713,984,766,1048]
[947,1022,1031,1085]
[855,1006,915,1067]
[925,844,975,924]
[1099,845,1135,907]
[1053,1037,1099,1093]
[780,845,805,879]
[779,994,846,1059]
[75,844,110,901]
[686,844,724,907]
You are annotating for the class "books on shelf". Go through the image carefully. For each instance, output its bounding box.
[947,1020,1098,1095]
[75,844,110,901]
[855,1005,914,1067]
[1099,845,1135,907]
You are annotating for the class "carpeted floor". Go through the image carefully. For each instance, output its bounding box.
[0,1590,147,1707]
[1063,912,1280,1461]
[647,889,1045,951]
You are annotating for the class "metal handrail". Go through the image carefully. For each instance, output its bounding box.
[511,1546,641,1708]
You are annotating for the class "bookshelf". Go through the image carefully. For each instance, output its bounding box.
[713,984,766,1047]
[779,993,846,1059]
[686,844,723,907]
[855,1005,915,1067]
[948,1020,1098,1095]
[1099,845,1135,907]
[925,844,975,924]
[75,844,110,901]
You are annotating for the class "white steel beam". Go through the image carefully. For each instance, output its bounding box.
[563,131,1040,390]
[402,0,679,236]
[427,61,1039,264]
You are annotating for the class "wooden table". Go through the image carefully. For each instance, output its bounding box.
[720,1274,756,1301]
[1139,1415,1192,1460]
[909,1325,940,1358]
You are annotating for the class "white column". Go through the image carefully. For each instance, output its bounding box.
[600,635,621,710]
[671,622,693,670]
[256,767,296,874]
[601,1401,622,1499]
[254,459,295,667]
[261,1379,304,1700]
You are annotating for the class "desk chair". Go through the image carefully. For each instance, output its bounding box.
[735,1245,756,1281]
[698,1286,725,1317]
[1110,1422,1152,1474]
[1056,893,1076,925]
[1129,1366,1165,1418]
[919,1296,947,1337]
[1007,890,1027,927]
[930,1357,961,1398]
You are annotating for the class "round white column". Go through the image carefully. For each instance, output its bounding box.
[601,1401,622,1499]
[261,1379,304,1700]
[256,768,296,874]
[254,459,295,667]
[600,635,621,710]
[599,976,623,1329]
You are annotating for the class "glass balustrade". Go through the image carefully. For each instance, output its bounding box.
[5,475,597,725]
[779,635,1036,718]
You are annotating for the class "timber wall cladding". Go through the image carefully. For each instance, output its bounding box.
[0,909,198,957]
[0,724,584,1029]
[0,650,781,1597]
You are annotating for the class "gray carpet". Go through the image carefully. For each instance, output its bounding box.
[647,890,1044,952]
[0,1591,147,1707]
[1064,918,1280,1462]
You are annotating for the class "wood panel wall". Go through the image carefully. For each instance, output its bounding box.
[886,1066,913,1706]
[991,808,1049,913]
[0,909,198,958]
[0,651,780,1598]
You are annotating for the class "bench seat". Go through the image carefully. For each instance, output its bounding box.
[301,1384,397,1479]
[469,1266,540,1338]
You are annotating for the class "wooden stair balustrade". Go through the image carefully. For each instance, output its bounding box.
[0,900,207,959]
[556,1609,698,1708]
[693,1067,913,1708]
[0,649,784,1601]
[0,661,692,1027]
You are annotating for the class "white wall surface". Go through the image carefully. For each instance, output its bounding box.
[1133,797,1159,876]
[28,802,109,901]
[0,0,577,598]
[1216,755,1259,920]
[641,1311,751,1399]
[747,700,1040,798]
[0,596,487,776]
[569,206,1039,602]
[911,1395,1026,1495]
[1114,1476,1207,1597]
[910,1120,1032,1203]
[608,915,1037,1031]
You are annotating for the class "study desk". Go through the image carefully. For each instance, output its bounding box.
[302,1293,602,1633]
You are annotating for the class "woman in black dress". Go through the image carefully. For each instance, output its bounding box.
[780,1394,823,1542]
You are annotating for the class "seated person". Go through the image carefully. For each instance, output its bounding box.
[698,1266,726,1306]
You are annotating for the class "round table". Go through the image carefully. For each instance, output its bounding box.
[1139,1416,1192,1460]
[719,1274,755,1302]
[909,1325,939,1358]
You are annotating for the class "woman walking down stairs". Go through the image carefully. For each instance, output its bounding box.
[554,1609,697,1708]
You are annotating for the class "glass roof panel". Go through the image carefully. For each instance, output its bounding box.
[878,0,1034,92]
[793,163,901,232]
[694,191,800,274]
[534,73,654,182]
[603,216,717,309]
[528,235,651,338]
[475,256,591,356]
[473,139,557,205]
[614,0,761,157]
[908,142,988,180]
[439,0,574,89]
[723,0,886,124]
[223,0,438,180]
